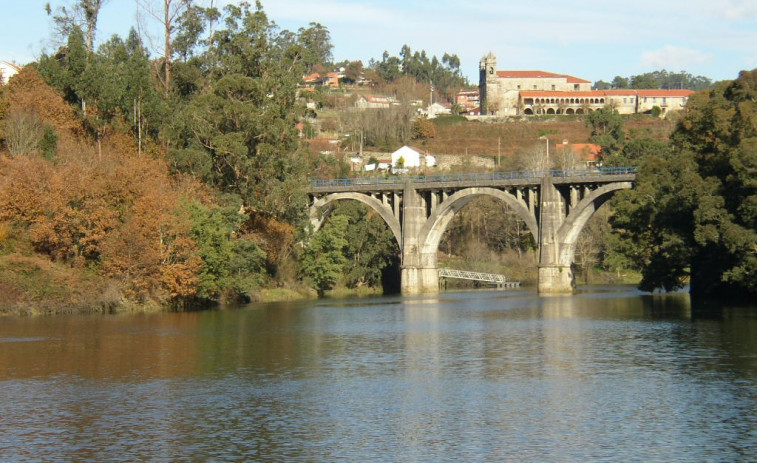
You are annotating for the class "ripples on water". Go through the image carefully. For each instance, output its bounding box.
[0,286,755,462]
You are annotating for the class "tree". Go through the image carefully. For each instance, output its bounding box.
[594,80,611,90]
[168,1,308,222]
[300,215,348,296]
[611,76,629,89]
[610,69,757,298]
[3,110,45,157]
[333,202,399,289]
[136,0,192,93]
[342,60,364,84]
[412,117,436,140]
[96,29,161,154]
[603,138,671,167]
[296,22,333,71]
[46,0,108,52]
[184,197,266,302]
[586,106,625,157]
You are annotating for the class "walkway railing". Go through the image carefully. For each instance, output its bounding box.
[310,166,638,189]
[439,268,520,288]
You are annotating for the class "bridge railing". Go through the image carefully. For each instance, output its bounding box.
[310,166,637,189]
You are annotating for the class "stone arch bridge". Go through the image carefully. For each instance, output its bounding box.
[307,167,636,294]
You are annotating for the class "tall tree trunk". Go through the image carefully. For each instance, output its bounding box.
[163,0,172,92]
[83,0,105,52]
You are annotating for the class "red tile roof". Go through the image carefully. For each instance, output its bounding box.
[555,142,601,161]
[520,91,606,98]
[520,89,695,98]
[496,70,591,84]
[635,89,694,97]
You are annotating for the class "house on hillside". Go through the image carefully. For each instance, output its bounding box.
[421,102,452,118]
[324,72,340,87]
[554,140,601,167]
[390,146,436,172]
[1,61,21,85]
[302,72,323,87]
[356,94,398,109]
[456,89,480,111]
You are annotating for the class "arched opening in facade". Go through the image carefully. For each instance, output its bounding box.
[547,108,556,114]
[566,108,575,114]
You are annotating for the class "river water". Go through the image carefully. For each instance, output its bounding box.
[0,286,755,462]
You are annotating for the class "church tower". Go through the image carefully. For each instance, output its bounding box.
[479,53,497,115]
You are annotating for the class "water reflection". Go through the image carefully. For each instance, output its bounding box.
[0,288,755,461]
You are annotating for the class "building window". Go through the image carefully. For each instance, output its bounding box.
[574,84,579,90]
[533,85,537,90]
[517,85,521,90]
[551,85,556,90]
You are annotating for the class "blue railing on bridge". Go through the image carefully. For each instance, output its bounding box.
[309,166,638,189]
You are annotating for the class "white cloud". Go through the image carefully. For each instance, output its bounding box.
[641,45,713,70]
[706,0,757,21]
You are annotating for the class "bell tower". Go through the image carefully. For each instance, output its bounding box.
[479,53,497,115]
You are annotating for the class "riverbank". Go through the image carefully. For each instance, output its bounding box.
[0,252,386,316]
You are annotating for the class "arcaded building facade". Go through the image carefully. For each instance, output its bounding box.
[479,53,693,116]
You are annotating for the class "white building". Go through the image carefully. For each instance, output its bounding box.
[390,146,435,171]
[355,94,398,109]
[0,61,21,85]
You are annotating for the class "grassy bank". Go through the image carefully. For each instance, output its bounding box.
[0,253,123,316]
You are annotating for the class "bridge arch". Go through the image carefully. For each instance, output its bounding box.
[418,187,539,256]
[556,182,633,264]
[310,193,402,247]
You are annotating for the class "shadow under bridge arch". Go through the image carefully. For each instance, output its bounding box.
[418,187,539,254]
[310,192,402,247]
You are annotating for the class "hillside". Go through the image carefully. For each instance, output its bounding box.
[418,115,677,160]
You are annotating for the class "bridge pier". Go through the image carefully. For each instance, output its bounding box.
[400,182,440,294]
[537,175,576,294]
[401,266,440,294]
[538,265,575,293]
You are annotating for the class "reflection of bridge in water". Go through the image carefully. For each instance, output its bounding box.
[307,167,636,295]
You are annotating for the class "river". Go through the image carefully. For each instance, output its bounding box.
[1,285,755,462]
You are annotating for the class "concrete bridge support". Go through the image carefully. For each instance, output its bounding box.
[537,175,575,293]
[400,183,439,294]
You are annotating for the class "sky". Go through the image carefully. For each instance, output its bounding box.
[2,0,757,85]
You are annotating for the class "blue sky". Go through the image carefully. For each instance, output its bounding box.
[3,0,757,85]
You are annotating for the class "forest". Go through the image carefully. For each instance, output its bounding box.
[0,1,754,314]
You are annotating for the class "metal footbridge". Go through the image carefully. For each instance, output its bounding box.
[438,268,520,289]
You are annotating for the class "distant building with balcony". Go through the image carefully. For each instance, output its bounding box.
[479,53,694,117]
[456,89,480,112]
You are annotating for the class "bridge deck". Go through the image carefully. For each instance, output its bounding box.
[309,167,637,193]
